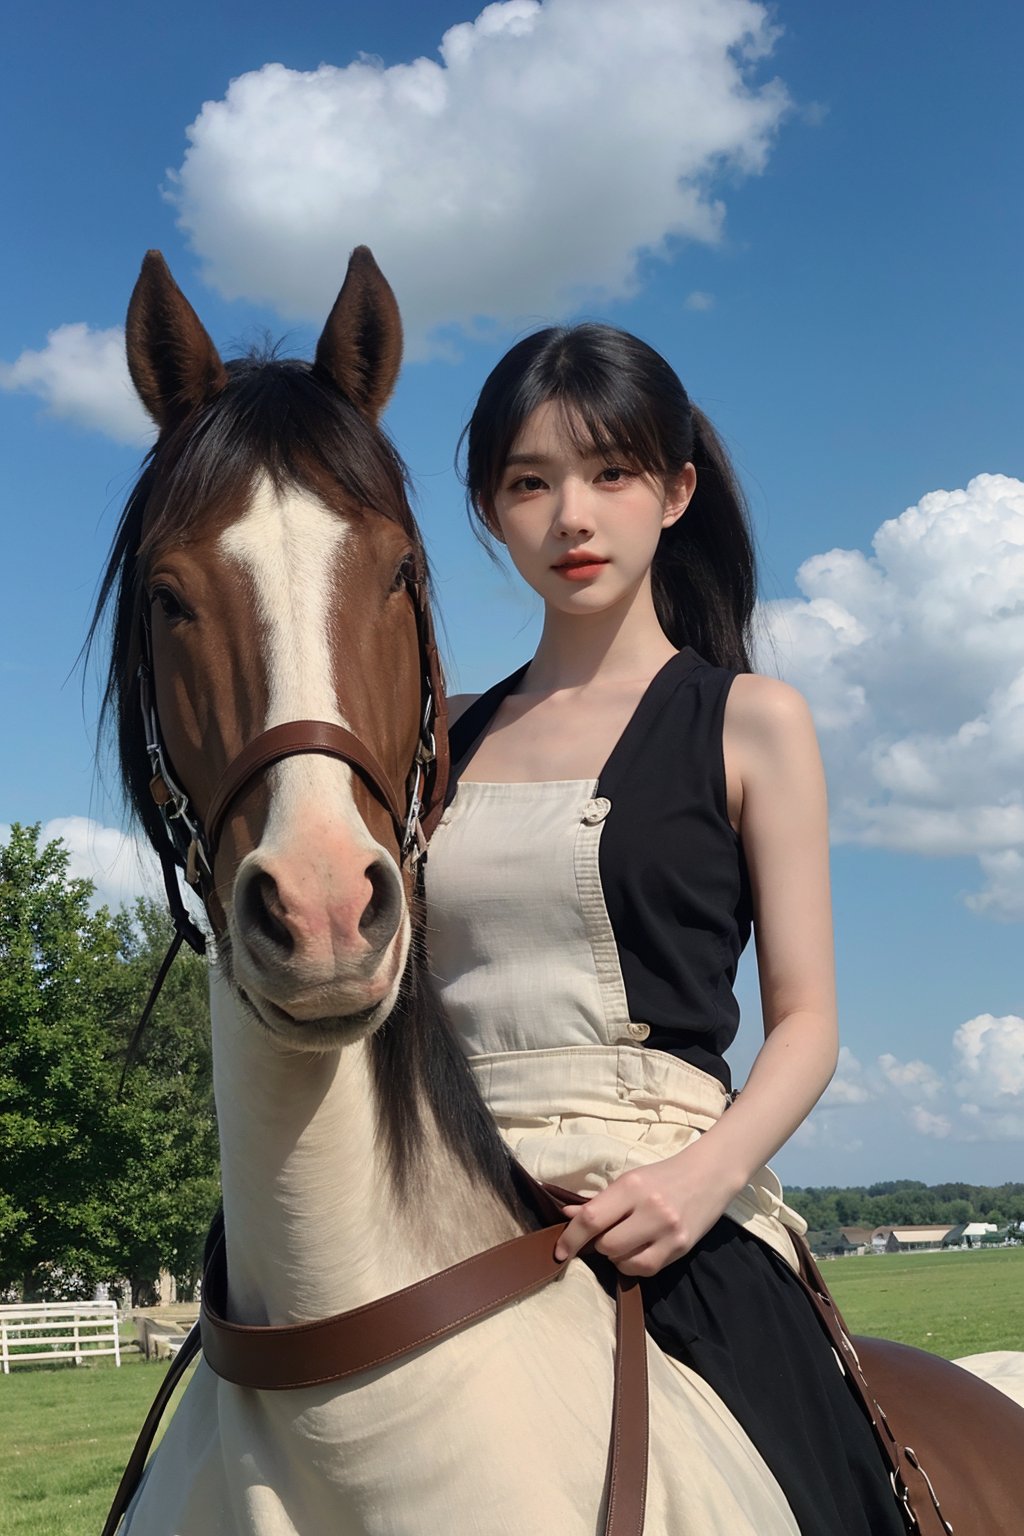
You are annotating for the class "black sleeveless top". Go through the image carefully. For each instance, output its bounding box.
[446,647,753,1090]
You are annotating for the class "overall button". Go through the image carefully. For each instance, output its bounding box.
[626,1021,650,1041]
[581,796,611,825]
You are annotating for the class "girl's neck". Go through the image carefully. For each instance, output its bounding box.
[525,583,676,693]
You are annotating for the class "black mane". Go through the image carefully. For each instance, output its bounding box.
[89,351,524,1217]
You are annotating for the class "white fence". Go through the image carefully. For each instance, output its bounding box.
[0,1301,121,1373]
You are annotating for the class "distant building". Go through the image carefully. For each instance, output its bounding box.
[808,1229,859,1258]
[942,1222,999,1248]
[872,1225,954,1253]
[807,1226,873,1258]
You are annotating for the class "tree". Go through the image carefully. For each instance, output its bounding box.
[835,1190,866,1227]
[106,897,219,1302]
[0,824,126,1297]
[0,826,219,1303]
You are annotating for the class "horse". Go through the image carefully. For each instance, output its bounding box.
[98,247,1024,1535]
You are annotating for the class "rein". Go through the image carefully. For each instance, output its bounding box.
[101,1181,651,1536]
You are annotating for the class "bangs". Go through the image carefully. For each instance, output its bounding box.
[466,323,687,512]
[542,395,669,478]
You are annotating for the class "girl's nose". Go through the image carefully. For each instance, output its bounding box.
[553,479,593,538]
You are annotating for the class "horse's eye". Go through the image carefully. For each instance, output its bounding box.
[151,586,191,626]
[389,553,417,595]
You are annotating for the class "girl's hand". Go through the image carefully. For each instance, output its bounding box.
[553,1142,740,1277]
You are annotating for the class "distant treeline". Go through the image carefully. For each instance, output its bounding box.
[786,1180,1024,1232]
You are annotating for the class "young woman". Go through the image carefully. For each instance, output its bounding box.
[425,324,904,1535]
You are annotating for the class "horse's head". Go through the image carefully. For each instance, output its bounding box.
[100,249,446,1048]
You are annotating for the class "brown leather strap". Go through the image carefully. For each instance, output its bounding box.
[515,1177,650,1532]
[606,1275,649,1536]
[100,1322,202,1536]
[414,583,449,842]
[199,1219,647,1536]
[788,1234,952,1535]
[205,720,405,857]
[105,1206,650,1536]
[199,1219,570,1389]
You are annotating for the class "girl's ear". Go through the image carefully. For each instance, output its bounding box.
[662,463,697,528]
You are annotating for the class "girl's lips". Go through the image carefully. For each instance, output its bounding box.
[552,557,609,581]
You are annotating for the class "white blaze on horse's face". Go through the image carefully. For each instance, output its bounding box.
[220,477,409,1044]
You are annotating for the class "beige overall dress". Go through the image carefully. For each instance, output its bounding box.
[426,653,909,1536]
[427,776,806,1266]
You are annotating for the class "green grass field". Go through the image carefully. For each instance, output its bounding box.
[822,1244,1024,1359]
[1,1248,1021,1534]
[0,1355,193,1536]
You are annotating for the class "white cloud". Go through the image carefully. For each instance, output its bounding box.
[967,850,1024,922]
[684,290,716,311]
[1,817,162,912]
[953,1013,1024,1103]
[908,1105,952,1139]
[761,473,1024,919]
[168,0,788,352]
[787,1114,862,1155]
[877,1053,943,1101]
[43,817,161,910]
[822,1044,871,1105]
[0,324,152,445]
[798,1018,1024,1147]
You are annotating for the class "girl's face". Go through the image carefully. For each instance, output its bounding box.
[488,400,694,617]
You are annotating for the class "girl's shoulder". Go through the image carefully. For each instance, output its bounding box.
[723,673,823,789]
[725,672,814,737]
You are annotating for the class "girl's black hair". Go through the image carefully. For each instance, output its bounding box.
[460,323,756,672]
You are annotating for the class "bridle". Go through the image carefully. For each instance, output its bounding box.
[137,566,450,960]
[121,563,449,1061]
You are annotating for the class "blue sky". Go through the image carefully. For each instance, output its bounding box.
[2,0,1022,1186]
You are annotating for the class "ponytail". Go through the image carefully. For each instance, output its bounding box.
[651,407,756,672]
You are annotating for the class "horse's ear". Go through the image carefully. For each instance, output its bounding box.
[315,247,403,421]
[126,251,228,430]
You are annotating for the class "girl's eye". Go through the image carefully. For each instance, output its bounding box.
[598,466,634,484]
[510,474,547,493]
[151,586,190,626]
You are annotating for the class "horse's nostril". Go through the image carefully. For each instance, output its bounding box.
[242,870,294,956]
[359,860,401,947]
